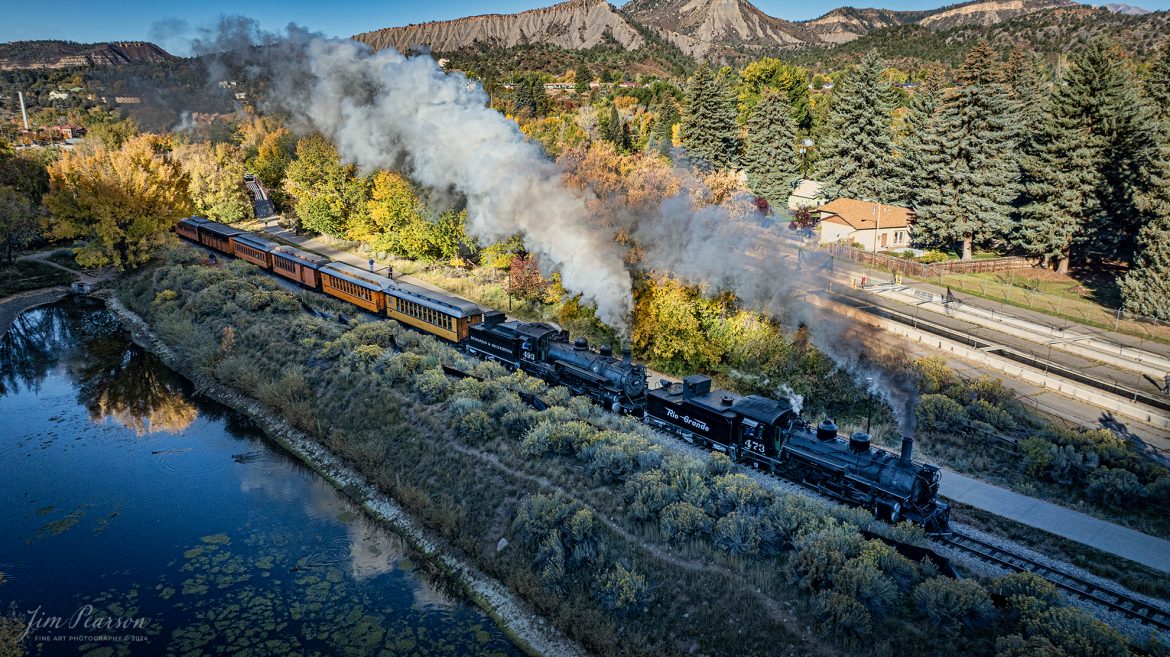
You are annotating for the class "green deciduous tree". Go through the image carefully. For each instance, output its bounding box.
[815,51,898,202]
[44,135,191,270]
[910,42,1021,259]
[681,64,739,171]
[743,89,798,211]
[737,57,811,132]
[0,184,41,263]
[284,134,369,237]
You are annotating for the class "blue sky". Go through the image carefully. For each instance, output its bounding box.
[1,0,1164,55]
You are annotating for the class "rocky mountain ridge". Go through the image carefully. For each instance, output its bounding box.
[353,0,645,54]
[354,0,1110,59]
[0,40,174,71]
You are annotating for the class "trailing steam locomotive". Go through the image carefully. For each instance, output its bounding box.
[176,216,950,531]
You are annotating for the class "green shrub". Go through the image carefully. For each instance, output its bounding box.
[1086,468,1148,509]
[412,368,450,402]
[659,501,712,540]
[456,409,497,442]
[916,394,968,432]
[1019,606,1129,657]
[596,562,651,615]
[912,576,995,635]
[811,591,872,642]
[713,511,762,555]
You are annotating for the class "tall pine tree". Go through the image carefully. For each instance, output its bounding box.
[1119,138,1170,318]
[910,42,1021,260]
[681,64,740,171]
[743,89,799,210]
[893,73,942,207]
[815,51,898,202]
[574,64,592,94]
[1145,45,1170,124]
[651,101,680,157]
[1017,39,1157,271]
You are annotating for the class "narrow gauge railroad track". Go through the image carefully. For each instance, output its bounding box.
[936,531,1170,632]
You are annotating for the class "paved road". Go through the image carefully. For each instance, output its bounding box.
[941,470,1170,574]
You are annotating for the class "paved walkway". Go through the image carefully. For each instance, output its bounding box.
[941,470,1170,574]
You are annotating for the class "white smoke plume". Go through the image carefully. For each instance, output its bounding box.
[622,180,919,434]
[194,21,632,331]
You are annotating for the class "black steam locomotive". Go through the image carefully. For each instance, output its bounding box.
[646,375,950,531]
[465,311,648,413]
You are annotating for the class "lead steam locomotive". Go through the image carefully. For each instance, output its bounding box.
[176,216,950,532]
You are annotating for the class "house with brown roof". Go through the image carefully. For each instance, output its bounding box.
[815,198,913,252]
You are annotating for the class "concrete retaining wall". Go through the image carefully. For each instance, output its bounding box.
[811,294,1170,431]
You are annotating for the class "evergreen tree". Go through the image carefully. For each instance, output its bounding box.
[513,78,537,118]
[1017,39,1158,271]
[893,74,942,207]
[574,64,593,94]
[1013,92,1099,271]
[651,101,679,156]
[1119,148,1170,319]
[815,51,898,202]
[743,89,799,211]
[910,42,1021,259]
[601,103,627,150]
[1146,45,1170,124]
[681,64,739,171]
[1003,46,1049,137]
[1119,214,1170,320]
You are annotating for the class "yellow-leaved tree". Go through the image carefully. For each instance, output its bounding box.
[175,141,252,223]
[45,134,192,270]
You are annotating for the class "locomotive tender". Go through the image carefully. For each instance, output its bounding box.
[176,216,949,531]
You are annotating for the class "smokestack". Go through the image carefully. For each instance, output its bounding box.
[621,347,631,365]
[18,92,29,130]
[900,435,914,465]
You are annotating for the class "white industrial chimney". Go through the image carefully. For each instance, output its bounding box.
[18,91,29,130]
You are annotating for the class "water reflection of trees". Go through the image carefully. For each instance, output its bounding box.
[1,301,197,435]
[0,303,86,395]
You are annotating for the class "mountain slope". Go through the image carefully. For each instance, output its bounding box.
[621,0,821,56]
[0,40,174,71]
[789,5,1170,69]
[799,0,1080,43]
[353,0,645,53]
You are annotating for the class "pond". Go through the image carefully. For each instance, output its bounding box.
[0,299,525,657]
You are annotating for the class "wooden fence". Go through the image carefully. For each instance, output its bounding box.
[827,243,1036,277]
